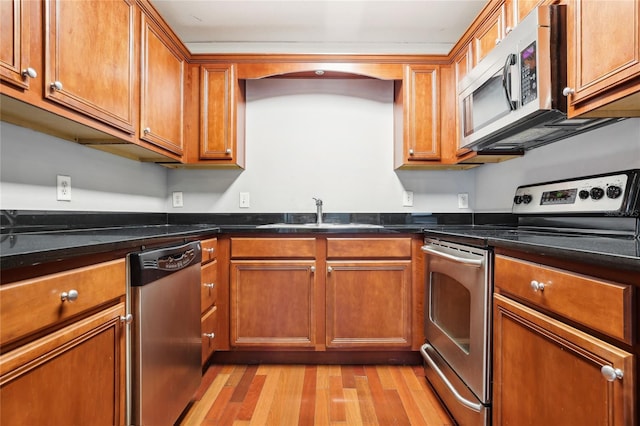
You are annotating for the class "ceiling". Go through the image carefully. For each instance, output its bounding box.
[149,0,488,55]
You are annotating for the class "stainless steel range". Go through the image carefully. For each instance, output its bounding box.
[421,169,640,426]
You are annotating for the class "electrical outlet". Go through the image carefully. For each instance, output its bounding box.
[172,191,184,208]
[57,175,71,201]
[239,192,250,208]
[458,193,469,209]
[402,190,414,207]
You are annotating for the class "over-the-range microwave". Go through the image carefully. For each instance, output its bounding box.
[458,4,622,152]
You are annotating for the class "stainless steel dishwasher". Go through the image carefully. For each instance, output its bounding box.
[127,241,202,426]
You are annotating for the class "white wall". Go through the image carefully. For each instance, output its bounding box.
[0,122,168,212]
[167,79,474,213]
[474,118,640,212]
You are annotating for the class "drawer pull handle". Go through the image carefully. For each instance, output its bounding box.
[530,280,545,292]
[203,332,215,339]
[60,289,79,302]
[601,365,623,382]
[120,314,133,324]
[205,247,215,253]
[204,283,215,289]
[327,266,333,273]
[310,266,316,273]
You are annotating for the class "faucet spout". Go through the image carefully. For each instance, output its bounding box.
[312,198,323,225]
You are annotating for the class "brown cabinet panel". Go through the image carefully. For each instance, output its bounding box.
[201,237,218,263]
[230,260,316,347]
[327,237,412,259]
[0,0,31,90]
[231,237,316,258]
[140,13,185,155]
[493,294,635,426]
[201,305,218,366]
[474,6,504,65]
[44,0,135,133]
[0,303,126,426]
[495,255,633,343]
[326,261,411,348]
[201,260,218,314]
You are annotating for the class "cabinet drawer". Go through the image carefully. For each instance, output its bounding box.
[0,259,126,346]
[494,255,633,343]
[231,238,315,258]
[201,260,218,313]
[327,238,412,258]
[201,305,218,366]
[201,238,217,263]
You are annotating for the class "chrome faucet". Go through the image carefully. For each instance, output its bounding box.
[312,197,323,225]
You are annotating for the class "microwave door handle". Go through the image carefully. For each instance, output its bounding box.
[421,245,484,267]
[502,53,517,110]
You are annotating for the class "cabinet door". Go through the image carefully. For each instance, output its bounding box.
[201,305,218,366]
[140,13,185,156]
[565,0,640,115]
[326,261,411,348]
[0,303,126,426]
[394,65,440,168]
[474,5,505,65]
[0,0,33,90]
[230,260,316,347]
[200,64,245,166]
[44,0,135,133]
[493,294,636,426]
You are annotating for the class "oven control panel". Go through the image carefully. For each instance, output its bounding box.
[512,171,635,214]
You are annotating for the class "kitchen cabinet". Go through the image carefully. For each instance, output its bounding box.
[493,254,636,426]
[230,238,317,348]
[394,65,441,168]
[139,11,185,156]
[200,238,219,366]
[0,0,34,90]
[564,0,640,117]
[0,259,127,426]
[325,238,412,349]
[196,64,246,167]
[473,4,506,66]
[44,0,136,134]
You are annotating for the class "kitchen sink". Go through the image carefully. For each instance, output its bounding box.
[256,223,384,229]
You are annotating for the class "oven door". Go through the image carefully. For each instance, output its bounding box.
[422,240,490,403]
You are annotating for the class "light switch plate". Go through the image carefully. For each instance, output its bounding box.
[402,191,414,207]
[172,191,184,208]
[239,192,250,208]
[458,193,469,209]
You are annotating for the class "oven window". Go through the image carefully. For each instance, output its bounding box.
[430,272,471,353]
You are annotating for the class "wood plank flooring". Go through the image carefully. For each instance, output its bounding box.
[180,364,454,425]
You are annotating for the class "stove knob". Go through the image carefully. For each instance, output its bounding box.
[522,194,532,204]
[514,195,523,204]
[606,185,622,199]
[578,190,590,200]
[590,187,605,200]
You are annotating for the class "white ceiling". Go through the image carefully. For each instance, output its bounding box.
[149,0,488,55]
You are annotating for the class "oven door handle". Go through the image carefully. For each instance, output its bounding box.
[420,344,483,412]
[421,245,484,267]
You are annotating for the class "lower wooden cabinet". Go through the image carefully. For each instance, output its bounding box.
[325,260,412,348]
[493,294,635,426]
[0,303,126,425]
[230,260,317,348]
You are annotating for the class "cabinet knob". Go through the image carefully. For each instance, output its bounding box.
[327,266,333,273]
[408,149,415,156]
[203,332,216,339]
[204,282,215,289]
[530,280,545,292]
[21,67,37,79]
[60,289,79,302]
[120,314,133,324]
[50,81,63,91]
[205,247,215,253]
[310,266,316,273]
[562,87,575,97]
[601,365,623,382]
[143,127,151,134]
[225,148,232,155]
[505,26,513,34]
[495,38,501,45]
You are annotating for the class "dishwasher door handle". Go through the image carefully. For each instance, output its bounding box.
[421,245,484,267]
[420,344,483,412]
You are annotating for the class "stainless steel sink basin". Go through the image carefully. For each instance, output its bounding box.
[256,223,383,229]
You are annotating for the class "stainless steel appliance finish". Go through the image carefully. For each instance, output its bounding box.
[421,239,491,425]
[458,5,620,152]
[128,241,202,426]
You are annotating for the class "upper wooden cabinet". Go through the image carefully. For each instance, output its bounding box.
[44,0,136,134]
[394,64,440,168]
[139,12,185,156]
[197,64,246,167]
[564,0,640,117]
[0,0,33,90]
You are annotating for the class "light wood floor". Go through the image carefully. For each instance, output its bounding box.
[180,364,454,425]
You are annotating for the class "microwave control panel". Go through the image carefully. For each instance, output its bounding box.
[520,41,538,106]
